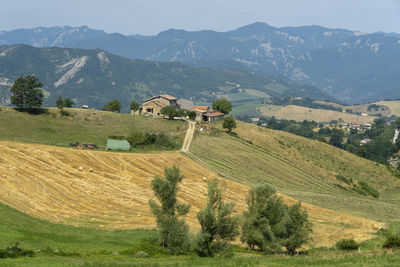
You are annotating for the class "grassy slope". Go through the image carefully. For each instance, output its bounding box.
[0,202,156,252]
[190,121,400,221]
[1,203,400,266]
[0,107,185,149]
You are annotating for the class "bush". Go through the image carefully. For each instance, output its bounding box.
[0,242,35,258]
[383,233,400,249]
[335,238,359,250]
[354,181,379,198]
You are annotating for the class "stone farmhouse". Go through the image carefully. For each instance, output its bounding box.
[134,94,225,122]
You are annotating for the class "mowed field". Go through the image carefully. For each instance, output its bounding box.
[0,140,384,247]
[258,105,376,123]
[190,122,400,222]
[376,100,400,116]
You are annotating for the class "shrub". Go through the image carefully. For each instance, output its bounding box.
[383,233,400,249]
[196,178,240,257]
[335,238,359,250]
[0,242,35,258]
[335,175,352,185]
[148,166,191,255]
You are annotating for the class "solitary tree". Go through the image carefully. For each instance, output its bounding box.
[241,185,312,255]
[102,100,121,113]
[282,203,313,255]
[212,99,232,114]
[161,106,178,119]
[56,97,74,109]
[149,166,191,255]
[63,98,74,108]
[196,178,240,257]
[223,117,237,133]
[241,185,287,253]
[130,101,140,113]
[10,75,44,111]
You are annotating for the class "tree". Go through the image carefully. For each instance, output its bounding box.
[241,185,312,255]
[282,203,313,255]
[161,106,178,119]
[10,75,44,111]
[130,101,140,112]
[148,166,191,255]
[223,117,237,133]
[212,99,232,114]
[188,111,196,120]
[102,100,121,113]
[329,129,343,148]
[63,98,74,108]
[241,185,287,253]
[195,178,240,257]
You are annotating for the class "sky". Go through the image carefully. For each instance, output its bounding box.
[0,0,399,35]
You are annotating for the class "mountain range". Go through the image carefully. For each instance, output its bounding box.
[1,23,399,104]
[0,44,333,111]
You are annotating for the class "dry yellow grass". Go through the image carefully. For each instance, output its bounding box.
[0,140,384,247]
[259,105,376,123]
[376,101,400,116]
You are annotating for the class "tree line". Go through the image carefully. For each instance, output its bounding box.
[149,165,312,257]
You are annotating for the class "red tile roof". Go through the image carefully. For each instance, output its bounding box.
[194,106,209,110]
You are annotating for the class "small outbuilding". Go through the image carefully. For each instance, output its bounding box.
[106,139,131,151]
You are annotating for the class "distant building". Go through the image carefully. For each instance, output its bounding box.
[136,94,178,117]
[360,138,372,146]
[203,111,225,122]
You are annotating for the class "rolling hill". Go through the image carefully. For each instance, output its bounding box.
[0,140,384,247]
[0,44,334,112]
[190,121,400,222]
[1,24,400,103]
[0,108,398,248]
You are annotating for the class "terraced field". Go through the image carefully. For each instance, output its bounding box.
[190,122,400,222]
[0,140,384,247]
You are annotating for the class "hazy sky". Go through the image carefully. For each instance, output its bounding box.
[1,0,399,35]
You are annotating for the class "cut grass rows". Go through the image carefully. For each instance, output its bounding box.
[191,126,400,222]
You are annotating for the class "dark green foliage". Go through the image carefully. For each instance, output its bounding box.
[188,111,196,120]
[335,239,359,250]
[10,75,43,111]
[241,185,286,253]
[282,203,313,255]
[56,96,74,109]
[103,99,121,113]
[212,99,232,114]
[121,237,168,257]
[196,178,240,257]
[353,181,380,198]
[382,233,400,249]
[223,117,237,133]
[335,175,352,185]
[130,101,140,112]
[127,131,178,149]
[161,106,178,119]
[329,129,344,148]
[241,185,312,255]
[0,242,34,258]
[148,166,191,255]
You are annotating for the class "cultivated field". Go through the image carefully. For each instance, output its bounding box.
[258,105,376,123]
[376,100,400,116]
[190,122,400,222]
[0,140,385,247]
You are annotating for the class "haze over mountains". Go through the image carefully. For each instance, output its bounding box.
[0,45,333,111]
[1,22,400,104]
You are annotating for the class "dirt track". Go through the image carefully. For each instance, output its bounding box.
[181,121,196,152]
[0,141,384,247]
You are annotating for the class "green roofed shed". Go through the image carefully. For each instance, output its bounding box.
[106,139,131,151]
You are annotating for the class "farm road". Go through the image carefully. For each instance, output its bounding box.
[181,121,196,152]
